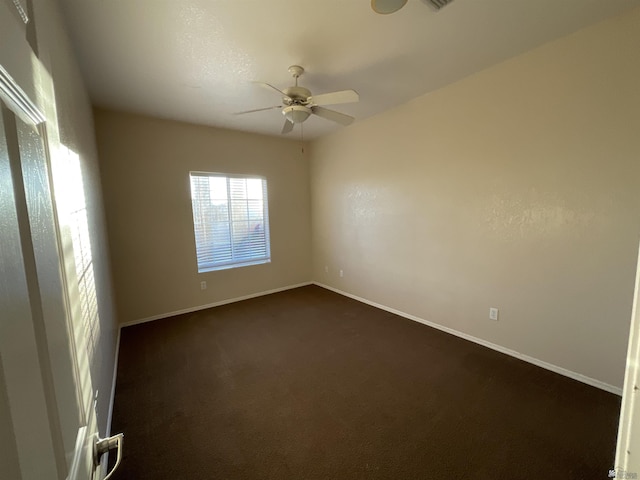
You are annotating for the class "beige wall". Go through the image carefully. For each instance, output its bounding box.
[310,8,640,389]
[95,110,312,323]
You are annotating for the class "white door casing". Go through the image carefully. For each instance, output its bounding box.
[615,242,640,479]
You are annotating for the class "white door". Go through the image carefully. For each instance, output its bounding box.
[615,243,640,479]
[0,2,120,479]
[0,99,98,479]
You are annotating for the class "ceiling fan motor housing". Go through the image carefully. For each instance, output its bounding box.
[283,86,311,105]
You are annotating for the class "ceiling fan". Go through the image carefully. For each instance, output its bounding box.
[234,65,359,134]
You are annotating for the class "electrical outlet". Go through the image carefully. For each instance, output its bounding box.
[324,265,329,273]
[489,307,499,321]
[200,281,207,290]
[339,269,344,278]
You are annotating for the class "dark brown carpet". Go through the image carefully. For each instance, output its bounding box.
[110,285,620,480]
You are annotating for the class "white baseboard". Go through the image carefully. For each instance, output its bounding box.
[121,282,313,328]
[314,282,622,396]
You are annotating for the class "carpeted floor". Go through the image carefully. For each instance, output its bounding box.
[109,285,621,479]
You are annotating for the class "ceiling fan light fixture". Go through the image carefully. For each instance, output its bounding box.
[371,0,408,14]
[283,105,311,124]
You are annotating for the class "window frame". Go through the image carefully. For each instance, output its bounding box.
[189,171,271,273]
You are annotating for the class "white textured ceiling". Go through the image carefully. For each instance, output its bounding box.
[59,0,639,140]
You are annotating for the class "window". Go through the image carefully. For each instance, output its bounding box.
[189,173,271,272]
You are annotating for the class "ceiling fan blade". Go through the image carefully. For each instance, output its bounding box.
[311,106,354,126]
[309,89,359,106]
[233,105,281,115]
[281,119,294,134]
[252,81,291,99]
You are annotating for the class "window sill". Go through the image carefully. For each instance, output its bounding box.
[198,258,271,273]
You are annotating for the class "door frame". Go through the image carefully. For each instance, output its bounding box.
[615,242,640,478]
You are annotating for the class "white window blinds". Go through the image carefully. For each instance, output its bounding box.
[189,173,271,272]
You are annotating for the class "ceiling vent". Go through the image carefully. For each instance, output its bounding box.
[426,0,455,10]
